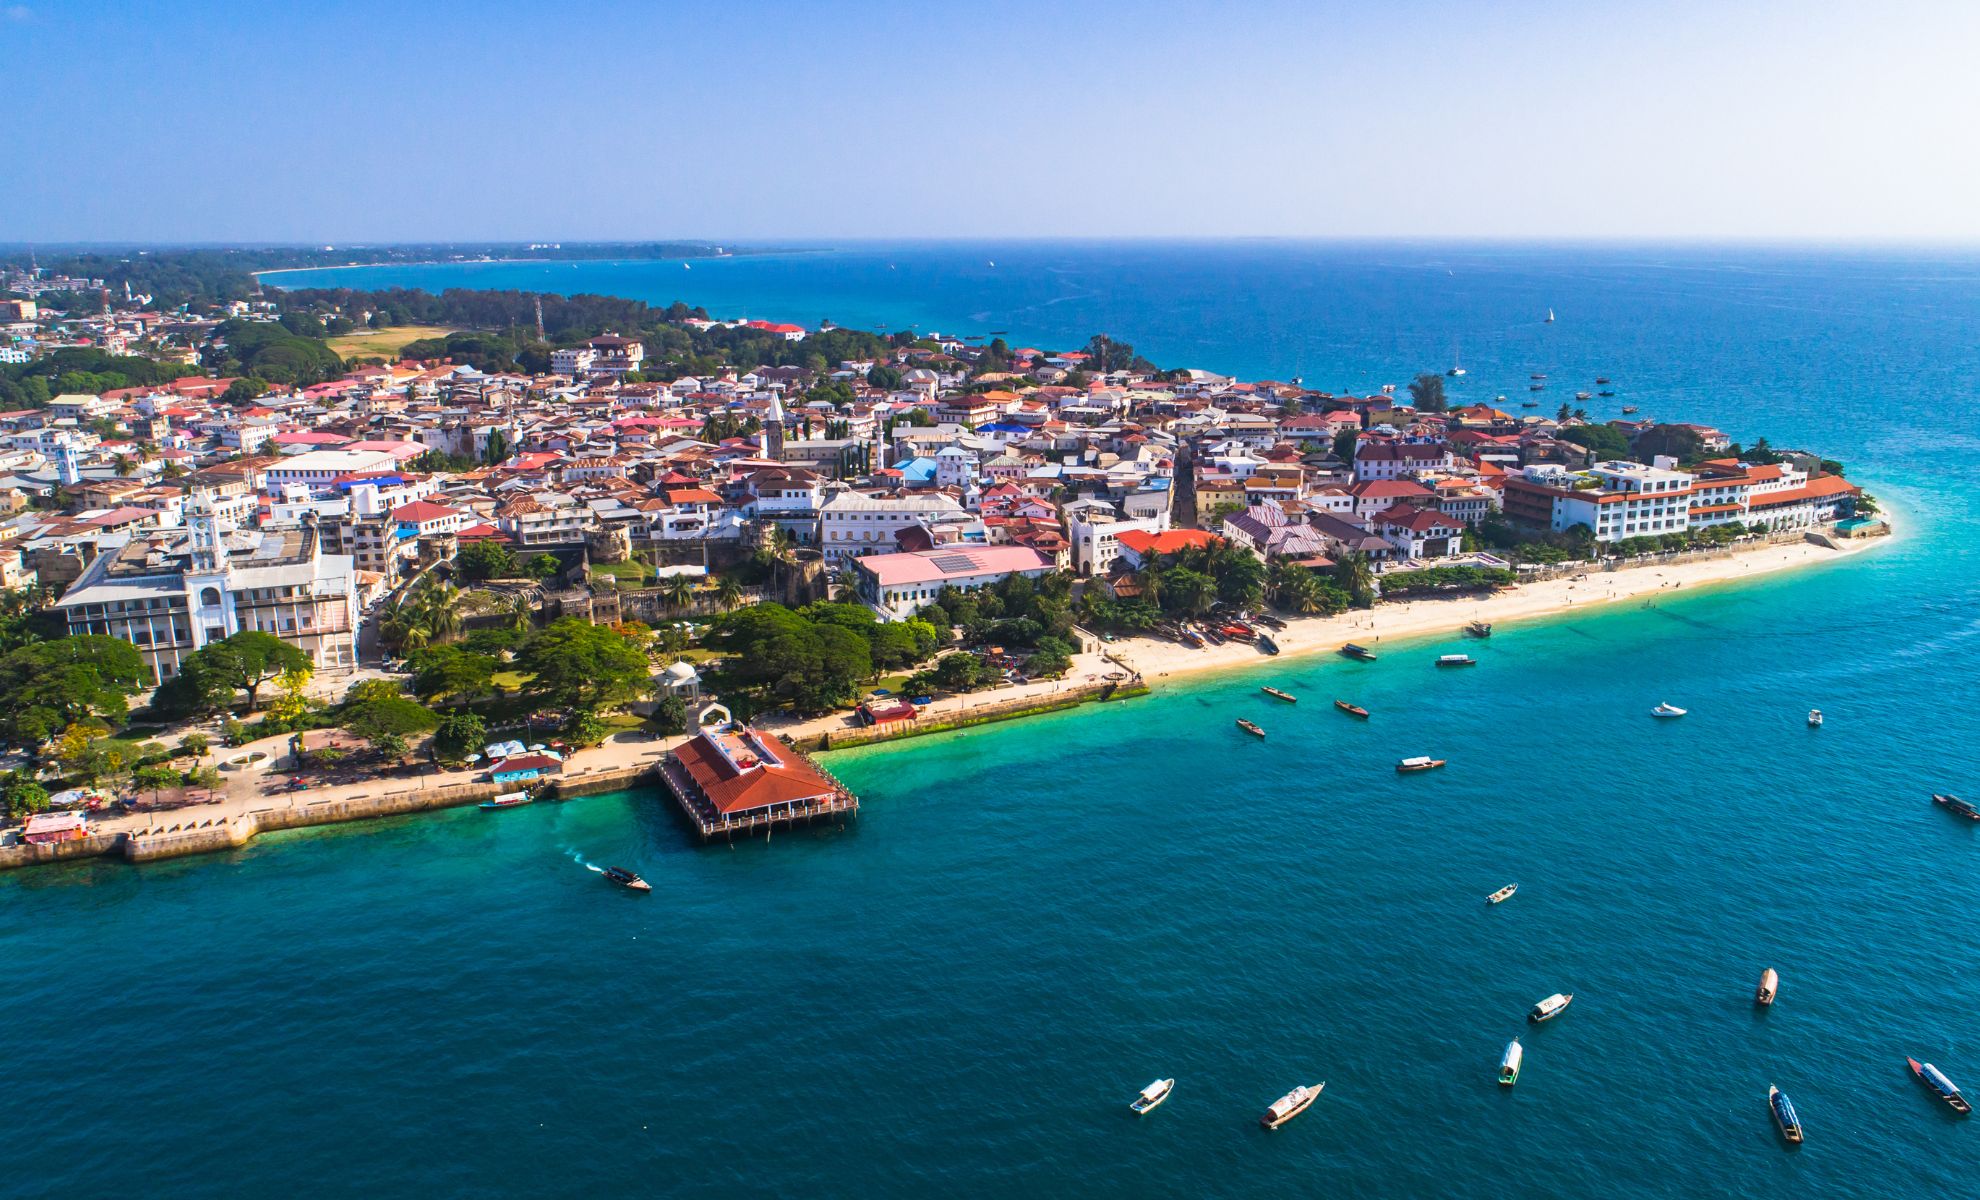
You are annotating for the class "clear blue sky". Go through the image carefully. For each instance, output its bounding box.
[7,0,1978,243]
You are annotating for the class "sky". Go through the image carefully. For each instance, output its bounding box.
[7,0,1980,244]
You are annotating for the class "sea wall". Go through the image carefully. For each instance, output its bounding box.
[799,680,1148,753]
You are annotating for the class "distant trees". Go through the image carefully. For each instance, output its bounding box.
[455,540,518,581]
[1561,423,1631,460]
[0,635,146,745]
[1632,424,1705,462]
[207,318,344,387]
[1407,373,1448,413]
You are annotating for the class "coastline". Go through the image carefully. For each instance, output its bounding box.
[251,247,815,284]
[794,523,1895,751]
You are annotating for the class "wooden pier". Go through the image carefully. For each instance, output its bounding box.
[658,729,859,842]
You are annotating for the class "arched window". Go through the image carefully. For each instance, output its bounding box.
[199,586,222,607]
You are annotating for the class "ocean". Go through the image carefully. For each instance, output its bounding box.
[9,243,1978,1198]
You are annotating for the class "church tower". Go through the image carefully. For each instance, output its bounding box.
[762,391,787,460]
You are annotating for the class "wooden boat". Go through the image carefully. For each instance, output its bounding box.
[1595,376,1611,385]
[1436,653,1477,667]
[1932,793,1980,820]
[1339,643,1377,661]
[1463,621,1492,638]
[1530,373,1548,380]
[1598,390,1616,397]
[1807,709,1823,728]
[1334,700,1370,719]
[1259,1082,1323,1129]
[1255,633,1281,655]
[1236,719,1266,739]
[1575,391,1592,401]
[479,790,533,809]
[1769,1085,1804,1144]
[1907,1058,1973,1115]
[1651,702,1687,718]
[1130,1078,1175,1115]
[1261,686,1297,703]
[1621,405,1639,414]
[1396,756,1446,773]
[1486,882,1518,905]
[1528,383,1546,391]
[1528,992,1573,1023]
[1499,1039,1523,1087]
[603,866,651,892]
[1755,967,1779,1006]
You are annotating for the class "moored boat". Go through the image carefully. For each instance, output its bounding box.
[1932,793,1980,820]
[1340,643,1378,661]
[603,866,651,892]
[1595,376,1611,385]
[1261,686,1297,703]
[1464,621,1492,637]
[1621,405,1638,414]
[1907,1058,1973,1115]
[1130,1077,1175,1115]
[1651,702,1687,718]
[1528,992,1573,1022]
[1499,1039,1523,1086]
[1436,653,1477,667]
[1334,700,1370,719]
[1486,882,1518,905]
[1236,718,1266,739]
[1575,391,1592,401]
[1807,708,1823,727]
[1260,1082,1323,1129]
[1397,756,1446,773]
[1755,967,1779,1006]
[1769,1085,1804,1144]
[479,790,533,809]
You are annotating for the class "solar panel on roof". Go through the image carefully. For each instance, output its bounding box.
[929,553,978,573]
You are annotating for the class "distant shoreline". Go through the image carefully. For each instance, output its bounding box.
[254,247,821,285]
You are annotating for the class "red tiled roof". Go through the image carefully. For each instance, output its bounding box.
[672,730,840,815]
[1115,528,1221,555]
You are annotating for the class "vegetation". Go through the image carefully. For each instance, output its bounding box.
[1407,372,1448,413]
[1376,565,1517,598]
[207,318,345,387]
[0,635,146,746]
[431,712,487,765]
[513,618,652,713]
[454,541,518,581]
[706,602,940,715]
[325,324,458,361]
[1560,423,1630,459]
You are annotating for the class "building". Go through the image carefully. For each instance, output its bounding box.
[52,501,358,683]
[659,720,858,840]
[1065,508,1170,576]
[1374,505,1466,559]
[1353,440,1456,481]
[1501,459,1697,543]
[818,490,968,562]
[851,544,1056,620]
[1112,527,1221,573]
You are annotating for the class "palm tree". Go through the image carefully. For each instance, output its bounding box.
[505,592,534,635]
[714,576,744,611]
[1279,568,1326,614]
[834,566,862,599]
[1332,551,1376,608]
[417,581,463,643]
[1138,565,1166,611]
[662,574,697,614]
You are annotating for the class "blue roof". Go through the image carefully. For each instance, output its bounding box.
[978,421,1030,433]
[896,456,939,483]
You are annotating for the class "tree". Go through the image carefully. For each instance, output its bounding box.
[1082,334,1136,375]
[178,733,210,762]
[522,553,562,582]
[1024,636,1075,678]
[431,711,486,764]
[268,666,314,725]
[1633,424,1706,462]
[866,364,903,390]
[2,771,50,821]
[565,710,609,748]
[407,645,498,703]
[455,540,518,581]
[1561,423,1630,460]
[198,631,310,711]
[149,653,234,721]
[929,651,988,693]
[649,693,689,735]
[0,634,146,745]
[1407,373,1447,413]
[133,763,183,803]
[714,576,745,612]
[342,696,438,756]
[662,574,697,613]
[515,618,652,712]
[1331,552,1377,609]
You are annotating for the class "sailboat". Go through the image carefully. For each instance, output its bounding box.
[1447,344,1466,377]
[1545,308,1556,323]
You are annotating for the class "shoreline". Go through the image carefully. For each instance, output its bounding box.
[251,247,815,284]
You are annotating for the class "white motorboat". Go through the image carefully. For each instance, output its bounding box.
[1130,1078,1174,1115]
[1260,1082,1324,1128]
[1807,709,1823,727]
[1651,702,1687,718]
[1499,1039,1523,1086]
[1486,882,1518,905]
[1528,992,1574,1023]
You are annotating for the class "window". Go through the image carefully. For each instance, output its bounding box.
[200,586,222,607]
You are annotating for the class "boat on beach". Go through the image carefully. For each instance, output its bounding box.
[1932,793,1980,820]
[1260,1083,1323,1129]
[1770,1085,1804,1144]
[1397,756,1445,773]
[1499,1039,1523,1086]
[1340,643,1378,661]
[1651,702,1688,718]
[479,790,533,809]
[1334,700,1370,719]
[1487,882,1518,905]
[1261,686,1297,703]
[1256,632,1281,655]
[603,866,651,892]
[1130,1078,1175,1115]
[1528,992,1573,1023]
[1436,653,1477,667]
[1907,1058,1973,1114]
[1464,621,1492,637]
[1236,718,1266,739]
[1755,967,1779,1006]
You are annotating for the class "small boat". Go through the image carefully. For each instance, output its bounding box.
[1340,643,1377,661]
[603,866,651,892]
[1595,376,1611,385]
[1236,719,1266,739]
[1256,633,1280,655]
[1575,391,1592,401]
[1545,308,1556,323]
[1130,1078,1175,1115]
[1807,709,1823,728]
[1907,1058,1973,1115]
[1620,405,1638,414]
[1597,390,1616,397]
[1528,992,1573,1023]
[1651,702,1687,718]
[1521,400,1538,407]
[1334,700,1370,719]
[1260,1082,1323,1129]
[1486,882,1518,905]
[1179,627,1206,648]
[1464,621,1492,638]
[1436,653,1477,667]
[1932,793,1980,820]
[1530,373,1548,380]
[479,791,533,809]
[1261,686,1297,703]
[1397,756,1446,773]
[1755,968,1779,1006]
[1528,383,1546,391]
[1499,1039,1523,1087]
[1769,1085,1804,1144]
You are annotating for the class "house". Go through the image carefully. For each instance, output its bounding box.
[1112,527,1221,572]
[818,490,968,563]
[1374,505,1466,559]
[488,753,565,784]
[22,811,90,844]
[851,544,1056,620]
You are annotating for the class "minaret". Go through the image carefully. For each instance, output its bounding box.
[762,391,787,460]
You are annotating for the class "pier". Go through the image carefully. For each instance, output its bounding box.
[658,722,859,842]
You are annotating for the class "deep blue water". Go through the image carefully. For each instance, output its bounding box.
[9,244,1978,1198]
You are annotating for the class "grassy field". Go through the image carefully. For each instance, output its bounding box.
[588,561,657,586]
[326,325,457,361]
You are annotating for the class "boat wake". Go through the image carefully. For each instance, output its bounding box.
[565,848,605,874]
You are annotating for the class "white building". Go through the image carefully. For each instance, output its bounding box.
[261,449,402,496]
[818,491,968,562]
[852,545,1056,620]
[1065,507,1171,576]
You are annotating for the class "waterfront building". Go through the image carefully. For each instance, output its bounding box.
[659,721,858,840]
[1502,459,1697,543]
[851,544,1056,620]
[1065,505,1171,576]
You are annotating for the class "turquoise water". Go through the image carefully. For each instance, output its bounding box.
[11,245,1980,1197]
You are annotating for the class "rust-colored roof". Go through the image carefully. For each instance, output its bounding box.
[672,730,841,815]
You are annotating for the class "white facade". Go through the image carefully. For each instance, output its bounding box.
[1066,510,1170,576]
[818,491,968,562]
